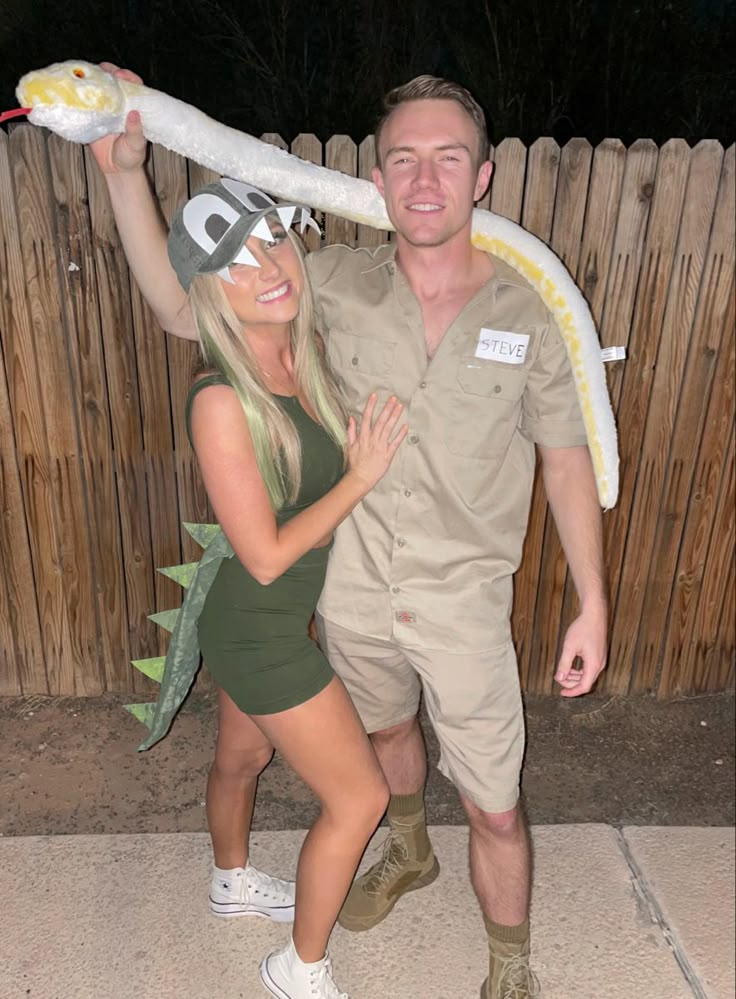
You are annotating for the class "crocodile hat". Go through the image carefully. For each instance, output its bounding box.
[168,177,319,291]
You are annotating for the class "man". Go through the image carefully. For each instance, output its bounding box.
[94,69,607,999]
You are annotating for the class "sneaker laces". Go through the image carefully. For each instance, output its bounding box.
[308,955,348,999]
[244,865,293,905]
[364,831,410,896]
[498,953,541,999]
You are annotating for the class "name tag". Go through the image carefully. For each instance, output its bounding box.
[475,328,529,364]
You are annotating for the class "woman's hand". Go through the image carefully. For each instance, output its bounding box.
[88,64,148,174]
[345,394,408,492]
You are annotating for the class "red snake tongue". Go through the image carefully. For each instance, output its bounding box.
[0,108,31,123]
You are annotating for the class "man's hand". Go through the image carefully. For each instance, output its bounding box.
[554,602,607,697]
[89,64,147,174]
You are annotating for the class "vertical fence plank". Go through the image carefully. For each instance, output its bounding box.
[675,423,735,692]
[0,130,47,695]
[688,283,735,693]
[358,136,389,249]
[513,138,560,688]
[490,138,527,222]
[602,140,692,693]
[0,354,42,694]
[711,477,736,691]
[292,135,324,254]
[325,136,358,247]
[611,141,724,693]
[521,138,560,243]
[0,362,22,694]
[599,140,660,410]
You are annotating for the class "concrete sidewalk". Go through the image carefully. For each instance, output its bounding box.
[1,826,733,999]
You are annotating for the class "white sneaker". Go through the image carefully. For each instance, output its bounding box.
[208,864,295,922]
[260,938,349,999]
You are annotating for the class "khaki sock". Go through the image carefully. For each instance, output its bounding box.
[386,788,431,860]
[387,788,425,820]
[484,914,530,946]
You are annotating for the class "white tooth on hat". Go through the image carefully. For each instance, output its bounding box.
[251,216,276,241]
[217,265,237,284]
[277,206,296,229]
[230,244,261,268]
[299,208,321,235]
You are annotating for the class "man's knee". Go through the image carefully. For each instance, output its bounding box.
[370,714,421,746]
[464,797,526,839]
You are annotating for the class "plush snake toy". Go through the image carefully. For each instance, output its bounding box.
[7,60,621,747]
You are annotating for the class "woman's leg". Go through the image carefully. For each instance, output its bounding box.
[253,675,389,962]
[207,686,274,869]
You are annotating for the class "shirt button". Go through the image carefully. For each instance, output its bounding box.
[351,356,359,365]
[493,384,502,393]
[392,586,400,594]
[397,538,406,548]
[419,381,427,389]
[404,489,412,497]
[408,434,419,445]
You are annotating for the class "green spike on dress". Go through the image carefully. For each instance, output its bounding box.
[126,373,344,751]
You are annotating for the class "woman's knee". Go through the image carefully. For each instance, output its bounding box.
[325,773,389,832]
[212,743,274,781]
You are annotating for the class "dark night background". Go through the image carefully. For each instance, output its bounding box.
[1,0,735,145]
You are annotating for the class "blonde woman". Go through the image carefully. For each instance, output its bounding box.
[152,177,405,999]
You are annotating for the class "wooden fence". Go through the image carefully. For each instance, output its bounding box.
[0,126,733,698]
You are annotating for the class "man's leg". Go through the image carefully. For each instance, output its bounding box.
[370,715,427,795]
[314,617,440,931]
[462,797,539,998]
[337,716,440,930]
[413,639,539,998]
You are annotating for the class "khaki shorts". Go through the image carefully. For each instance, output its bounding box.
[315,615,525,813]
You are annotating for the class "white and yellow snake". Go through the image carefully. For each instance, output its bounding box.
[14,59,619,507]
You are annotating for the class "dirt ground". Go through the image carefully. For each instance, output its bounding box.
[1,690,733,836]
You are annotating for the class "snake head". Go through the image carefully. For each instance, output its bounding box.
[16,60,134,143]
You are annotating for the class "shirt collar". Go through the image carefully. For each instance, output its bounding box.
[359,243,397,275]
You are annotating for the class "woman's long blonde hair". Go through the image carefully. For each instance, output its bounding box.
[188,233,347,511]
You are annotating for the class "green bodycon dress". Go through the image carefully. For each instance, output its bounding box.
[186,374,345,715]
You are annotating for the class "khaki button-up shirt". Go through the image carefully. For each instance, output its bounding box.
[306,243,588,652]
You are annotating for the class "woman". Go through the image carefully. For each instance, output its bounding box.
[157,176,406,999]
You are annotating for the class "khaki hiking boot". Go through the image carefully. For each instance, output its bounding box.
[337,827,440,931]
[480,942,541,999]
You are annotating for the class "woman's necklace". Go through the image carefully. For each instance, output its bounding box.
[261,367,296,397]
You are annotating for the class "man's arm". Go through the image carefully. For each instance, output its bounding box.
[538,443,608,697]
[90,65,197,340]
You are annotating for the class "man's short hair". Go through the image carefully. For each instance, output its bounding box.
[374,75,490,169]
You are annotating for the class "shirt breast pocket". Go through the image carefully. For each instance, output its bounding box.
[445,357,527,459]
[327,331,398,404]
